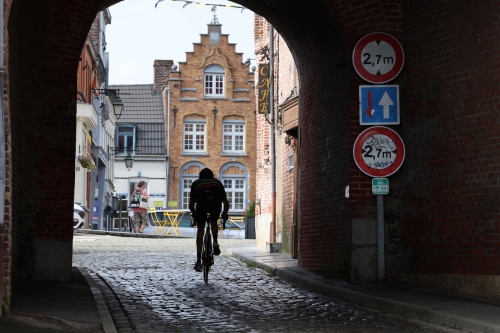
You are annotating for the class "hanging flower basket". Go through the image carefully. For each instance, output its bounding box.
[77,154,96,171]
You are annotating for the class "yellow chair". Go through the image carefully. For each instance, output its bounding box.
[149,207,168,235]
[227,216,245,239]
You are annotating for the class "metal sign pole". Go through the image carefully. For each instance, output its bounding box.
[119,199,123,233]
[377,194,385,280]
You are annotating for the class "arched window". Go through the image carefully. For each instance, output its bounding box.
[204,65,225,96]
[220,163,248,213]
[179,162,205,210]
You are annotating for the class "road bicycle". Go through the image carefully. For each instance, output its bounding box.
[192,213,227,284]
[200,213,214,284]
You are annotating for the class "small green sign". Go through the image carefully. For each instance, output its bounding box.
[372,178,389,195]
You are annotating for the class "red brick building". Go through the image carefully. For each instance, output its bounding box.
[158,15,256,218]
[253,15,300,257]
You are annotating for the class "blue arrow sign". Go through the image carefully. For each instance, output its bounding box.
[359,85,399,125]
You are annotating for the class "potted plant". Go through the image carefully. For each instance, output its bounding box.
[245,201,256,218]
[77,154,96,171]
[245,201,256,239]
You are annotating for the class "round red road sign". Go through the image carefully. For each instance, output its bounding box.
[353,126,405,177]
[352,32,404,84]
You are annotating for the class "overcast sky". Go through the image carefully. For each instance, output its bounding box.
[106,0,255,85]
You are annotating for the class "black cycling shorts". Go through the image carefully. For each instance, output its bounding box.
[195,208,221,228]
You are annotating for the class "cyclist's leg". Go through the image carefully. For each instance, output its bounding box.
[195,211,207,262]
[208,207,221,243]
[209,216,219,244]
[208,207,222,255]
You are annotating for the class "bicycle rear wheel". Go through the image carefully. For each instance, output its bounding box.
[203,239,212,283]
[201,218,213,284]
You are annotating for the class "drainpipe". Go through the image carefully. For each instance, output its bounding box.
[164,86,171,206]
[269,25,276,243]
[0,0,6,313]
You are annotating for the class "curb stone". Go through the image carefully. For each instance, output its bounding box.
[77,267,118,333]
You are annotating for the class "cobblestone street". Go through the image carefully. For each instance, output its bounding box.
[73,234,458,333]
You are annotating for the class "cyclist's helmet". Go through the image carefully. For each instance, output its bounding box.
[199,168,214,179]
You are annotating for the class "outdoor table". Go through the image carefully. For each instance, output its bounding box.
[149,207,169,235]
[163,210,187,236]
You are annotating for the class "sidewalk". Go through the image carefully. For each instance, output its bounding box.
[228,245,500,333]
[0,266,116,333]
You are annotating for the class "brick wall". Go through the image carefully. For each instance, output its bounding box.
[77,44,94,103]
[246,0,404,276]
[5,0,103,282]
[1,0,14,314]
[153,59,173,92]
[276,31,298,255]
[400,1,500,277]
[254,14,272,221]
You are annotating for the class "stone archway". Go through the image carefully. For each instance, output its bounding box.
[3,0,408,314]
[4,0,500,312]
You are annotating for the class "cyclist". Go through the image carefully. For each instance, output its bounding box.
[189,168,229,272]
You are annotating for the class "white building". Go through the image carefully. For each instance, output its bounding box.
[108,84,168,228]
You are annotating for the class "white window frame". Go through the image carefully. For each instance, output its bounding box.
[181,177,196,210]
[222,120,245,154]
[223,177,246,212]
[220,162,248,214]
[204,65,225,96]
[183,120,206,153]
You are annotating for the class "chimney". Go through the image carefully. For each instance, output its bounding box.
[153,60,174,92]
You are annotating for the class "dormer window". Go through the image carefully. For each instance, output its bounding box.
[204,65,225,96]
[116,125,136,154]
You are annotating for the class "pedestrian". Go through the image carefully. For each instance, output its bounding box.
[131,181,149,233]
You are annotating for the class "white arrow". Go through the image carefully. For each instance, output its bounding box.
[379,92,394,119]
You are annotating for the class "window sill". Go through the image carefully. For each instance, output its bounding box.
[182,152,209,156]
[221,152,248,157]
[202,96,227,100]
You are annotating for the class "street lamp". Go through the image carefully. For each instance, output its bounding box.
[93,88,125,119]
[124,152,133,171]
[112,96,124,119]
[108,147,135,171]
